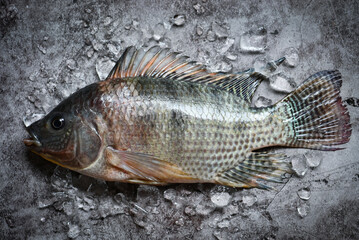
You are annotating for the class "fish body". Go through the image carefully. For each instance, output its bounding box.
[24,46,351,189]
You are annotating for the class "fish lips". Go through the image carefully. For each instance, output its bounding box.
[24,127,42,148]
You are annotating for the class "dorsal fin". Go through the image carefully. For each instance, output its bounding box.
[106,46,269,102]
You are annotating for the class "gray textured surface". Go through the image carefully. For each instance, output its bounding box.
[1,0,358,239]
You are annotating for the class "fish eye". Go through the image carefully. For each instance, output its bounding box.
[51,115,65,130]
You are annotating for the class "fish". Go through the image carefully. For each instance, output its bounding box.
[23,46,351,189]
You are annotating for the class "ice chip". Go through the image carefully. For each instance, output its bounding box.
[284,47,299,67]
[212,22,229,38]
[297,187,311,200]
[210,192,231,207]
[240,27,267,53]
[67,224,80,239]
[196,25,204,36]
[225,53,237,61]
[103,16,112,26]
[304,151,322,168]
[242,195,257,207]
[184,206,196,216]
[193,3,205,15]
[209,60,232,73]
[291,155,308,177]
[51,166,73,190]
[270,73,296,93]
[96,58,115,81]
[163,188,176,201]
[219,38,235,54]
[37,44,47,54]
[207,30,216,42]
[172,15,186,26]
[255,96,272,108]
[66,59,77,70]
[297,202,310,218]
[136,185,161,207]
[217,219,230,228]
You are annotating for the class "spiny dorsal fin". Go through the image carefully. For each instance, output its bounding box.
[106,46,268,102]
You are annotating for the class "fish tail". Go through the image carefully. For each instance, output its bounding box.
[279,70,351,150]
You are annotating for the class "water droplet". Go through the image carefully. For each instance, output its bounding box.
[291,155,308,177]
[37,44,47,54]
[172,14,186,26]
[23,113,45,127]
[206,30,216,42]
[269,73,296,93]
[212,22,229,38]
[242,195,257,207]
[255,96,272,108]
[297,202,310,218]
[297,187,311,200]
[196,25,203,36]
[193,3,205,15]
[67,224,80,239]
[284,47,299,67]
[96,58,115,81]
[240,27,267,53]
[40,217,46,222]
[210,192,231,207]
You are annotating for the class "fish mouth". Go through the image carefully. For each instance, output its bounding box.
[24,130,42,147]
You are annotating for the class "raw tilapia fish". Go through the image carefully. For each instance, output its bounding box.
[24,46,351,189]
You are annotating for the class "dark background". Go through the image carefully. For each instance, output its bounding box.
[1,0,358,239]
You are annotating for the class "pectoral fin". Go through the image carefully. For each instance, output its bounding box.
[105,146,196,184]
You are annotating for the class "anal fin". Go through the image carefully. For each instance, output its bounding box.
[105,146,196,184]
[215,152,292,189]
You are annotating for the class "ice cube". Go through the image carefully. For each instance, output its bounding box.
[240,27,267,53]
[212,22,229,38]
[242,195,257,207]
[284,47,299,67]
[96,58,115,81]
[291,155,308,177]
[254,96,272,108]
[297,187,311,200]
[269,73,296,93]
[172,15,186,26]
[297,202,310,218]
[210,192,231,207]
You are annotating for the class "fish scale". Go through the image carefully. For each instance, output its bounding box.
[24,46,351,189]
[97,76,289,181]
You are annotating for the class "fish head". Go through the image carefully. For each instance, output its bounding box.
[24,95,102,170]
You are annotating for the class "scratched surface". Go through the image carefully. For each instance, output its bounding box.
[0,0,358,239]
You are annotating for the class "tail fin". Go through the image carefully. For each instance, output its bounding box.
[279,70,351,151]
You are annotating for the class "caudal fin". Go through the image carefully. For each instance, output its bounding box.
[279,70,351,151]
